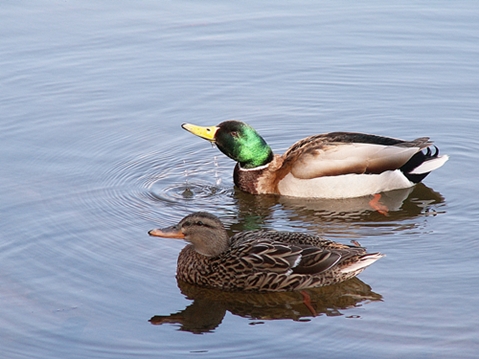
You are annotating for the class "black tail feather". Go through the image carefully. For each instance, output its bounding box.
[400,146,440,183]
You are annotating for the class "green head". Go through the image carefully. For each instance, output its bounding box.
[182,120,274,169]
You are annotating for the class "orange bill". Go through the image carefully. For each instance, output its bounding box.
[148,226,185,239]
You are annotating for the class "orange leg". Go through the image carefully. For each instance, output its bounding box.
[300,291,317,317]
[369,193,389,215]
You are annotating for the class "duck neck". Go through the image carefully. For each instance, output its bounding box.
[240,148,274,169]
[233,163,270,194]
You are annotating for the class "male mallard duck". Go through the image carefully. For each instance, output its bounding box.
[182,120,448,199]
[148,212,384,292]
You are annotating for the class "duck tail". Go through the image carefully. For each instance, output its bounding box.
[400,146,449,183]
[340,252,384,274]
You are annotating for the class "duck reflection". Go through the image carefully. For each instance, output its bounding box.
[149,277,382,334]
[230,183,445,235]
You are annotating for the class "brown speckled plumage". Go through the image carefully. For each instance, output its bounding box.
[149,212,384,292]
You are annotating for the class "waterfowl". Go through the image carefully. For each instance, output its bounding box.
[148,212,384,292]
[182,120,448,199]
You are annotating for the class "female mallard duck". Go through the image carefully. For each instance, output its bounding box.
[182,120,448,199]
[148,212,384,292]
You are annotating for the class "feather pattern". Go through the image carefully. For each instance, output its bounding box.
[149,212,384,292]
[280,133,434,179]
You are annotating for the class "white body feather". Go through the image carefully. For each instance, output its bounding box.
[341,253,385,274]
[278,170,414,199]
[410,155,449,174]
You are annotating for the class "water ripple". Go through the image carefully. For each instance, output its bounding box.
[81,144,237,229]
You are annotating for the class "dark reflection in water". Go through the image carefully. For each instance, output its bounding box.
[229,183,445,235]
[150,278,382,334]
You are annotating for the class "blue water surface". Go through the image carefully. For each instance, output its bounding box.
[1,1,478,358]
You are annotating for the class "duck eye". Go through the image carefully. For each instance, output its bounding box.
[197,221,204,226]
[231,131,239,138]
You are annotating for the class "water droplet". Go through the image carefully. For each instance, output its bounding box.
[182,187,194,198]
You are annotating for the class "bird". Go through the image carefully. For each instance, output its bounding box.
[148,212,384,292]
[181,120,448,200]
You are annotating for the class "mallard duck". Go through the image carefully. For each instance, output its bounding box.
[182,120,448,199]
[148,212,384,292]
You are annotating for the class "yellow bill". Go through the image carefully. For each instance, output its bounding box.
[181,123,218,142]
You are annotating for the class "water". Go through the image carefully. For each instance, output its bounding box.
[1,1,478,358]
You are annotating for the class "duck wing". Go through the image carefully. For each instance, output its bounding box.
[290,246,341,274]
[282,132,432,179]
[233,232,359,275]
[237,239,303,274]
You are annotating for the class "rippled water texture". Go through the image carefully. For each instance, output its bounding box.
[1,1,479,358]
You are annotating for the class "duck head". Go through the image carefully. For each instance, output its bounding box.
[182,120,274,169]
[148,212,230,257]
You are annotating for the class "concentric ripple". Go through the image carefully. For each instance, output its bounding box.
[149,182,232,202]
[82,145,237,228]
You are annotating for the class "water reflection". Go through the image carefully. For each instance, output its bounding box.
[150,278,382,334]
[229,183,445,236]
